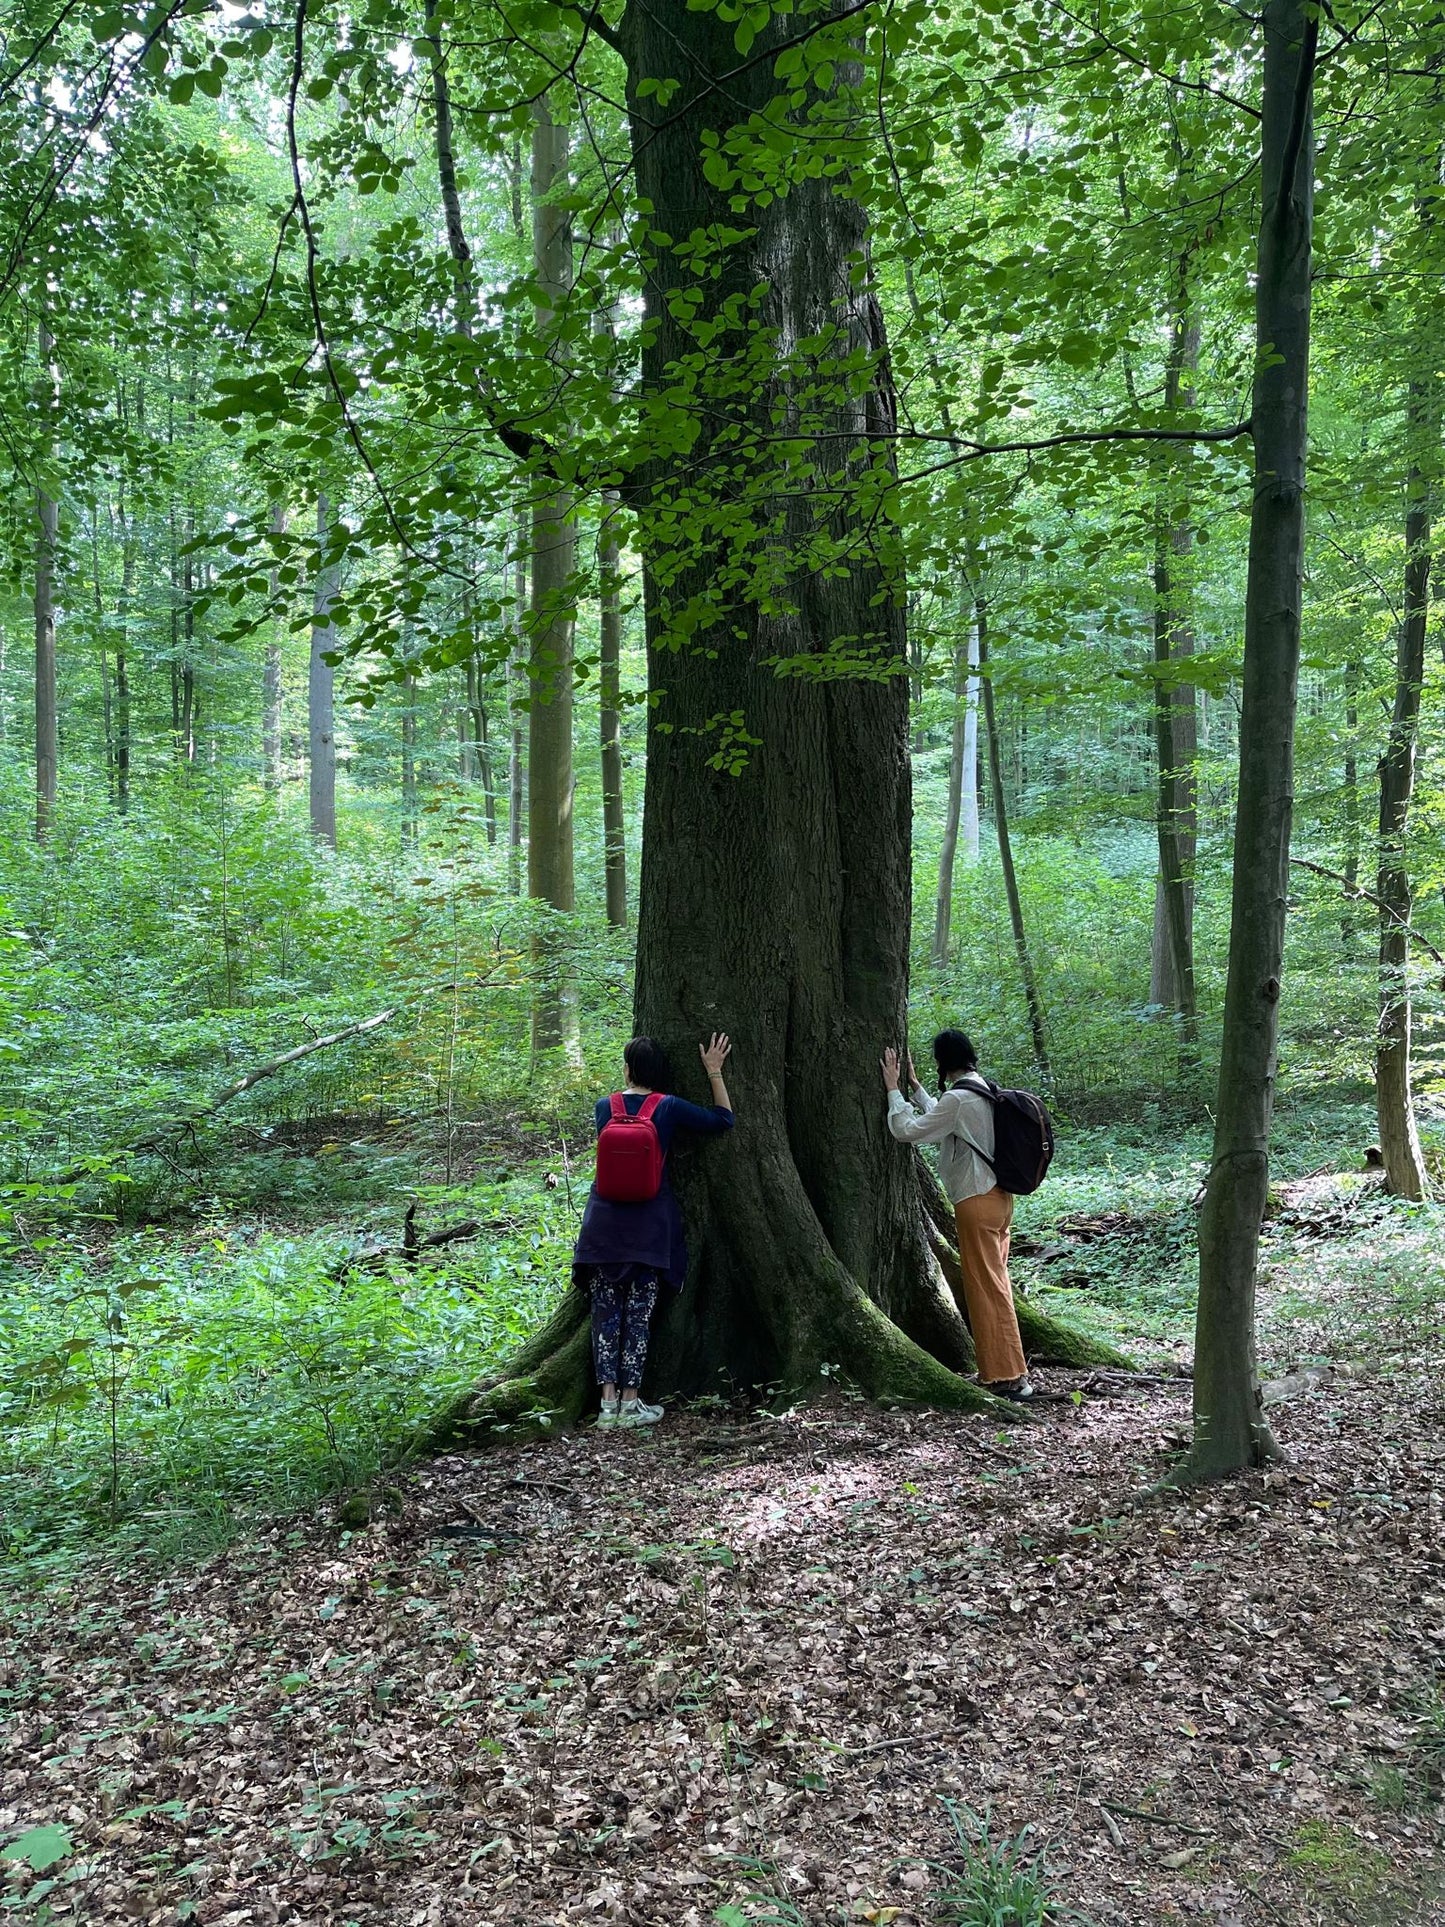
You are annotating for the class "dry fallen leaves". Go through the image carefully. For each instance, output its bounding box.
[1,1368,1443,1926]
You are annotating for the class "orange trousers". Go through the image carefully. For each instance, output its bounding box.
[953,1188,1028,1384]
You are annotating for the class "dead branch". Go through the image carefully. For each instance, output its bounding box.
[1290,858,1445,969]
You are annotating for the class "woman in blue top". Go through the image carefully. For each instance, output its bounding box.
[573,1032,734,1428]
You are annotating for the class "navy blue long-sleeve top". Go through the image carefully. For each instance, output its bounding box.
[571,1092,734,1290]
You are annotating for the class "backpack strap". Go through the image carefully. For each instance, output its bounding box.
[636,1092,665,1122]
[608,1092,628,1122]
[946,1077,997,1170]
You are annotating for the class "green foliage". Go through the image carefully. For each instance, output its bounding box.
[0,1185,573,1567]
[933,1803,1087,1927]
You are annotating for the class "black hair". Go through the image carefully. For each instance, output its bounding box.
[932,1027,978,1090]
[623,1036,674,1093]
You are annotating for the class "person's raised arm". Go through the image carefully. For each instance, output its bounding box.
[699,1031,733,1113]
[881,1045,952,1143]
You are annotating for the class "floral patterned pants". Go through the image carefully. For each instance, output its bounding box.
[588,1271,661,1389]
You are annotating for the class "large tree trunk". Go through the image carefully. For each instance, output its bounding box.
[527,99,578,1053]
[450,0,1117,1436]
[1188,0,1316,1481]
[35,321,58,845]
[309,491,339,848]
[1373,373,1435,1201]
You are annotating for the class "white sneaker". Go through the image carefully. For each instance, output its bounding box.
[596,1398,621,1429]
[617,1396,664,1428]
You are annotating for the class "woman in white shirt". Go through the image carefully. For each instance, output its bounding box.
[881,1029,1033,1402]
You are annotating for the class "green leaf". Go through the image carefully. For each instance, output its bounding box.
[1,1825,72,1873]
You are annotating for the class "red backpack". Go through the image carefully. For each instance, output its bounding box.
[595,1093,665,1202]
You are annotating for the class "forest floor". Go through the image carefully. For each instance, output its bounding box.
[2,1121,1443,1927]
[3,1287,1443,1925]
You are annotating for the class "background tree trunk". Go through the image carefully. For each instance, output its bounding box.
[1189,0,1316,1481]
[508,505,526,895]
[1373,373,1435,1201]
[1149,278,1200,1043]
[961,625,980,865]
[978,602,1052,1084]
[309,491,339,848]
[599,491,627,928]
[401,666,418,850]
[1341,656,1360,941]
[527,98,578,1054]
[34,320,58,844]
[263,499,286,796]
[114,391,137,815]
[931,619,971,966]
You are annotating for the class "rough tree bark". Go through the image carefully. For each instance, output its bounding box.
[527,97,578,1053]
[309,491,339,848]
[1373,371,1435,1201]
[1341,656,1360,940]
[35,319,58,845]
[508,505,526,894]
[1187,0,1316,1481]
[452,0,1116,1433]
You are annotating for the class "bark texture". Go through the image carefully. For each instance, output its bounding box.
[1189,0,1316,1480]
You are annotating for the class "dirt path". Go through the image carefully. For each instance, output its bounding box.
[3,1369,1442,1925]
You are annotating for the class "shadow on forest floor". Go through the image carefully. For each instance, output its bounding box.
[3,1351,1442,1926]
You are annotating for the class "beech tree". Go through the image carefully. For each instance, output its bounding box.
[460,0,1113,1425]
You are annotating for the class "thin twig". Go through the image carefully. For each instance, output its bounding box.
[1101,1802,1212,1837]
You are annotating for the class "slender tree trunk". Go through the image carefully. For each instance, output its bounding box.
[961,625,980,864]
[309,491,339,848]
[508,506,526,894]
[1341,656,1361,940]
[1374,375,1435,1201]
[1189,0,1316,1481]
[1149,279,1200,1041]
[931,619,971,965]
[401,666,418,849]
[527,98,578,1053]
[978,601,1051,1083]
[263,500,287,795]
[35,321,58,844]
[599,491,628,927]
[91,512,115,800]
[477,669,498,845]
[115,391,136,815]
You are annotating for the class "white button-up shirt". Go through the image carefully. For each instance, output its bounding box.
[886,1072,997,1203]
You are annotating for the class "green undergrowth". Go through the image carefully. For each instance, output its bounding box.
[0,1171,576,1575]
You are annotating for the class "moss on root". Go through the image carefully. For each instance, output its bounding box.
[1015,1295,1134,1370]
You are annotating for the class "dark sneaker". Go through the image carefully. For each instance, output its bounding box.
[986,1376,1035,1403]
